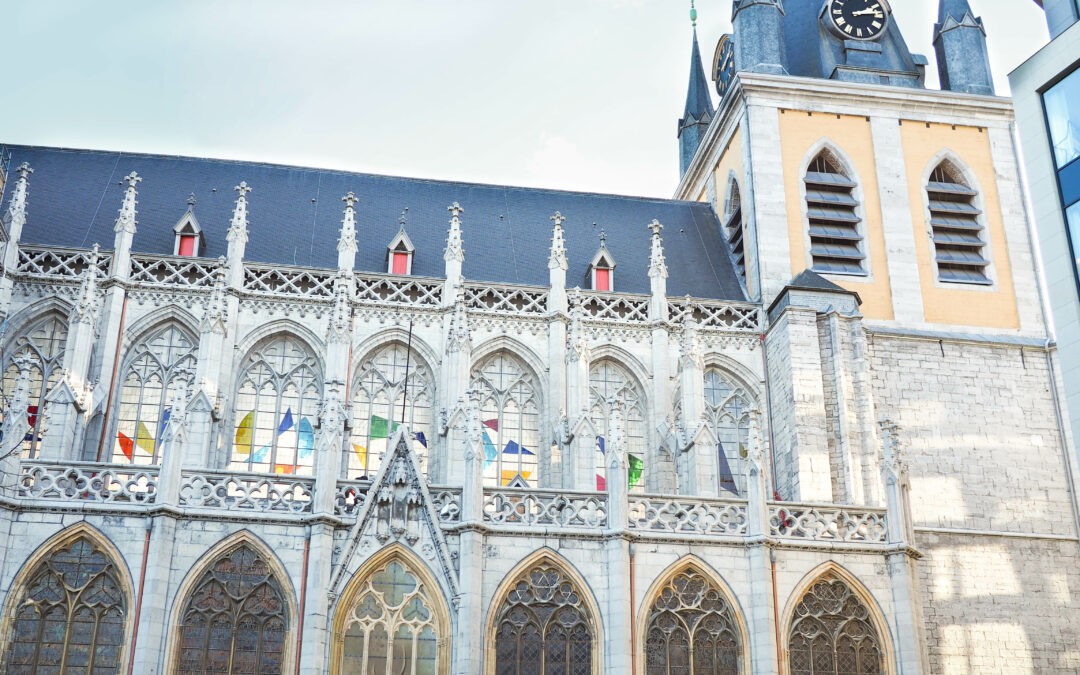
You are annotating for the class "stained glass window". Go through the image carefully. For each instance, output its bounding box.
[703,369,753,496]
[349,344,434,479]
[588,360,647,492]
[1,316,67,459]
[176,545,288,675]
[111,324,197,464]
[230,336,321,475]
[471,353,540,487]
[3,535,127,674]
[644,568,741,675]
[493,563,594,675]
[339,559,443,675]
[788,574,884,675]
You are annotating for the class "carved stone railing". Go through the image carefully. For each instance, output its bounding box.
[355,273,442,307]
[768,502,888,543]
[334,479,373,517]
[464,283,547,316]
[17,461,157,504]
[16,245,112,280]
[628,494,748,536]
[579,291,651,324]
[429,486,462,524]
[482,487,607,529]
[178,470,315,514]
[243,264,335,298]
[129,254,218,288]
[668,298,760,332]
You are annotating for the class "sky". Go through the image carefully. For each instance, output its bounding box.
[1,1,1051,199]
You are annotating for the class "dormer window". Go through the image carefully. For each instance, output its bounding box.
[587,230,616,292]
[386,214,415,275]
[173,194,204,257]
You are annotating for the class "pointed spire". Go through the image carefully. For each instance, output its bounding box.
[444,202,465,263]
[114,172,141,235]
[648,220,668,280]
[549,212,568,271]
[337,192,358,271]
[202,256,229,335]
[72,244,102,326]
[933,0,994,95]
[4,163,32,240]
[228,182,251,244]
[678,9,715,178]
[447,284,472,354]
[679,310,702,368]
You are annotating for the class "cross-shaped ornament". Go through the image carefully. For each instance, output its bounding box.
[343,192,358,209]
[235,181,251,198]
[123,171,142,187]
[15,162,33,178]
[551,211,565,228]
[448,202,464,218]
[648,219,664,238]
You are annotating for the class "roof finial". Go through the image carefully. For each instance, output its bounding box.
[400,207,409,230]
[549,212,568,271]
[187,193,196,209]
[690,0,697,27]
[599,228,607,246]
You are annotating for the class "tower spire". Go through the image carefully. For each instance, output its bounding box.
[678,5,715,179]
[933,0,994,96]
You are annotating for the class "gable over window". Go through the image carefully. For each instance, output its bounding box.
[587,231,616,292]
[173,194,204,258]
[926,161,991,284]
[804,151,865,276]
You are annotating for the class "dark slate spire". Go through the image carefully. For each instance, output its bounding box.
[678,4,715,179]
[933,0,995,95]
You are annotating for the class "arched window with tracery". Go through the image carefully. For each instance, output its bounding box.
[804,150,866,276]
[644,566,742,675]
[471,352,540,487]
[230,336,321,475]
[337,556,447,674]
[703,369,753,496]
[2,535,127,673]
[788,574,884,675]
[349,343,434,479]
[926,160,991,284]
[493,562,596,674]
[176,544,288,674]
[1,315,67,459]
[111,324,197,464]
[588,360,647,492]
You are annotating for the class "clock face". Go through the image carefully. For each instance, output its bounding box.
[827,0,889,41]
[713,35,736,98]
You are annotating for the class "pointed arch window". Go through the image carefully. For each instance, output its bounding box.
[644,567,742,675]
[349,343,434,479]
[176,545,288,674]
[111,324,197,464]
[805,152,865,275]
[588,360,647,492]
[723,177,746,285]
[1,316,67,459]
[3,535,127,673]
[788,574,884,675]
[704,369,753,496]
[926,161,991,284]
[230,336,321,475]
[471,353,540,487]
[493,562,596,675]
[338,557,446,674]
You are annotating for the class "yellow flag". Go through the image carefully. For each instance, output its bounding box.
[135,421,155,454]
[501,470,532,486]
[235,411,254,454]
[352,444,367,470]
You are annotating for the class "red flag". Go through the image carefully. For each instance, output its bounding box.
[483,419,499,432]
[118,432,134,461]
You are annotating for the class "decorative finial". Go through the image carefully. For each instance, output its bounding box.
[690,0,697,27]
[648,219,668,280]
[549,212,568,271]
[114,171,141,235]
[187,193,196,209]
[235,181,251,198]
[400,208,409,229]
[648,219,664,237]
[599,229,607,245]
[15,162,33,179]
[444,203,465,264]
[343,191,358,208]
[123,171,142,189]
[448,202,464,218]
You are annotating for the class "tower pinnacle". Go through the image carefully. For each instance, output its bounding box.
[677,12,715,179]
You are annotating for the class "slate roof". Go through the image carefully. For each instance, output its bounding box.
[0,144,747,301]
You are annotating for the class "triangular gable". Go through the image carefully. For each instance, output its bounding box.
[330,427,459,601]
[387,226,415,254]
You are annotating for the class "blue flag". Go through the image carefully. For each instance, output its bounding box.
[597,436,606,454]
[278,408,295,434]
[503,440,535,456]
[298,417,314,459]
[482,430,498,468]
[717,441,738,496]
[414,431,428,447]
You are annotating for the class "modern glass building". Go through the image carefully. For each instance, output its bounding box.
[1011,0,1080,453]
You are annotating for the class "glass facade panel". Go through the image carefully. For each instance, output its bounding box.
[1045,67,1080,170]
[1068,201,1080,282]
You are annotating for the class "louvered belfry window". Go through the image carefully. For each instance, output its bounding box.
[723,179,746,284]
[805,153,865,275]
[926,162,990,283]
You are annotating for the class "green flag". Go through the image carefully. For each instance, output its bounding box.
[628,454,644,489]
[370,415,400,440]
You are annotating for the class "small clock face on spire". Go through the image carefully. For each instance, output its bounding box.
[826,0,889,41]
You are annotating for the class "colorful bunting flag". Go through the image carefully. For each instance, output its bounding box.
[352,444,368,470]
[481,430,498,468]
[717,441,738,496]
[135,422,155,455]
[235,411,254,454]
[414,431,427,448]
[501,470,532,486]
[118,432,134,461]
[278,408,295,434]
[157,407,172,443]
[503,440,535,456]
[483,419,499,432]
[597,436,605,454]
[596,474,607,491]
[370,415,401,440]
[274,464,294,475]
[252,444,270,463]
[628,454,644,489]
[298,417,314,460]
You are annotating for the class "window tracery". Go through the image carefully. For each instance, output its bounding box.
[349,344,434,479]
[3,535,127,674]
[493,563,595,675]
[703,369,753,496]
[230,336,321,475]
[588,360,646,492]
[176,545,288,675]
[471,353,540,487]
[788,574,884,675]
[339,558,443,675]
[111,324,197,464]
[644,567,741,675]
[1,316,67,459]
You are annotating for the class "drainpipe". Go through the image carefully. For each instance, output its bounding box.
[126,518,153,675]
[294,525,312,675]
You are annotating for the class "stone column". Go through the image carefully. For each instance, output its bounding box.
[744,411,779,674]
[187,259,228,468]
[547,213,568,488]
[155,366,194,506]
[440,293,471,485]
[647,220,673,493]
[603,395,631,671]
[314,273,353,510]
[0,163,32,319]
[453,389,486,673]
[676,317,718,496]
[564,293,596,491]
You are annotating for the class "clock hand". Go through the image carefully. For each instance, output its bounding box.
[851,7,882,16]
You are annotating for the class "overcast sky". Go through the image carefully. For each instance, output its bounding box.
[2,1,1049,199]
